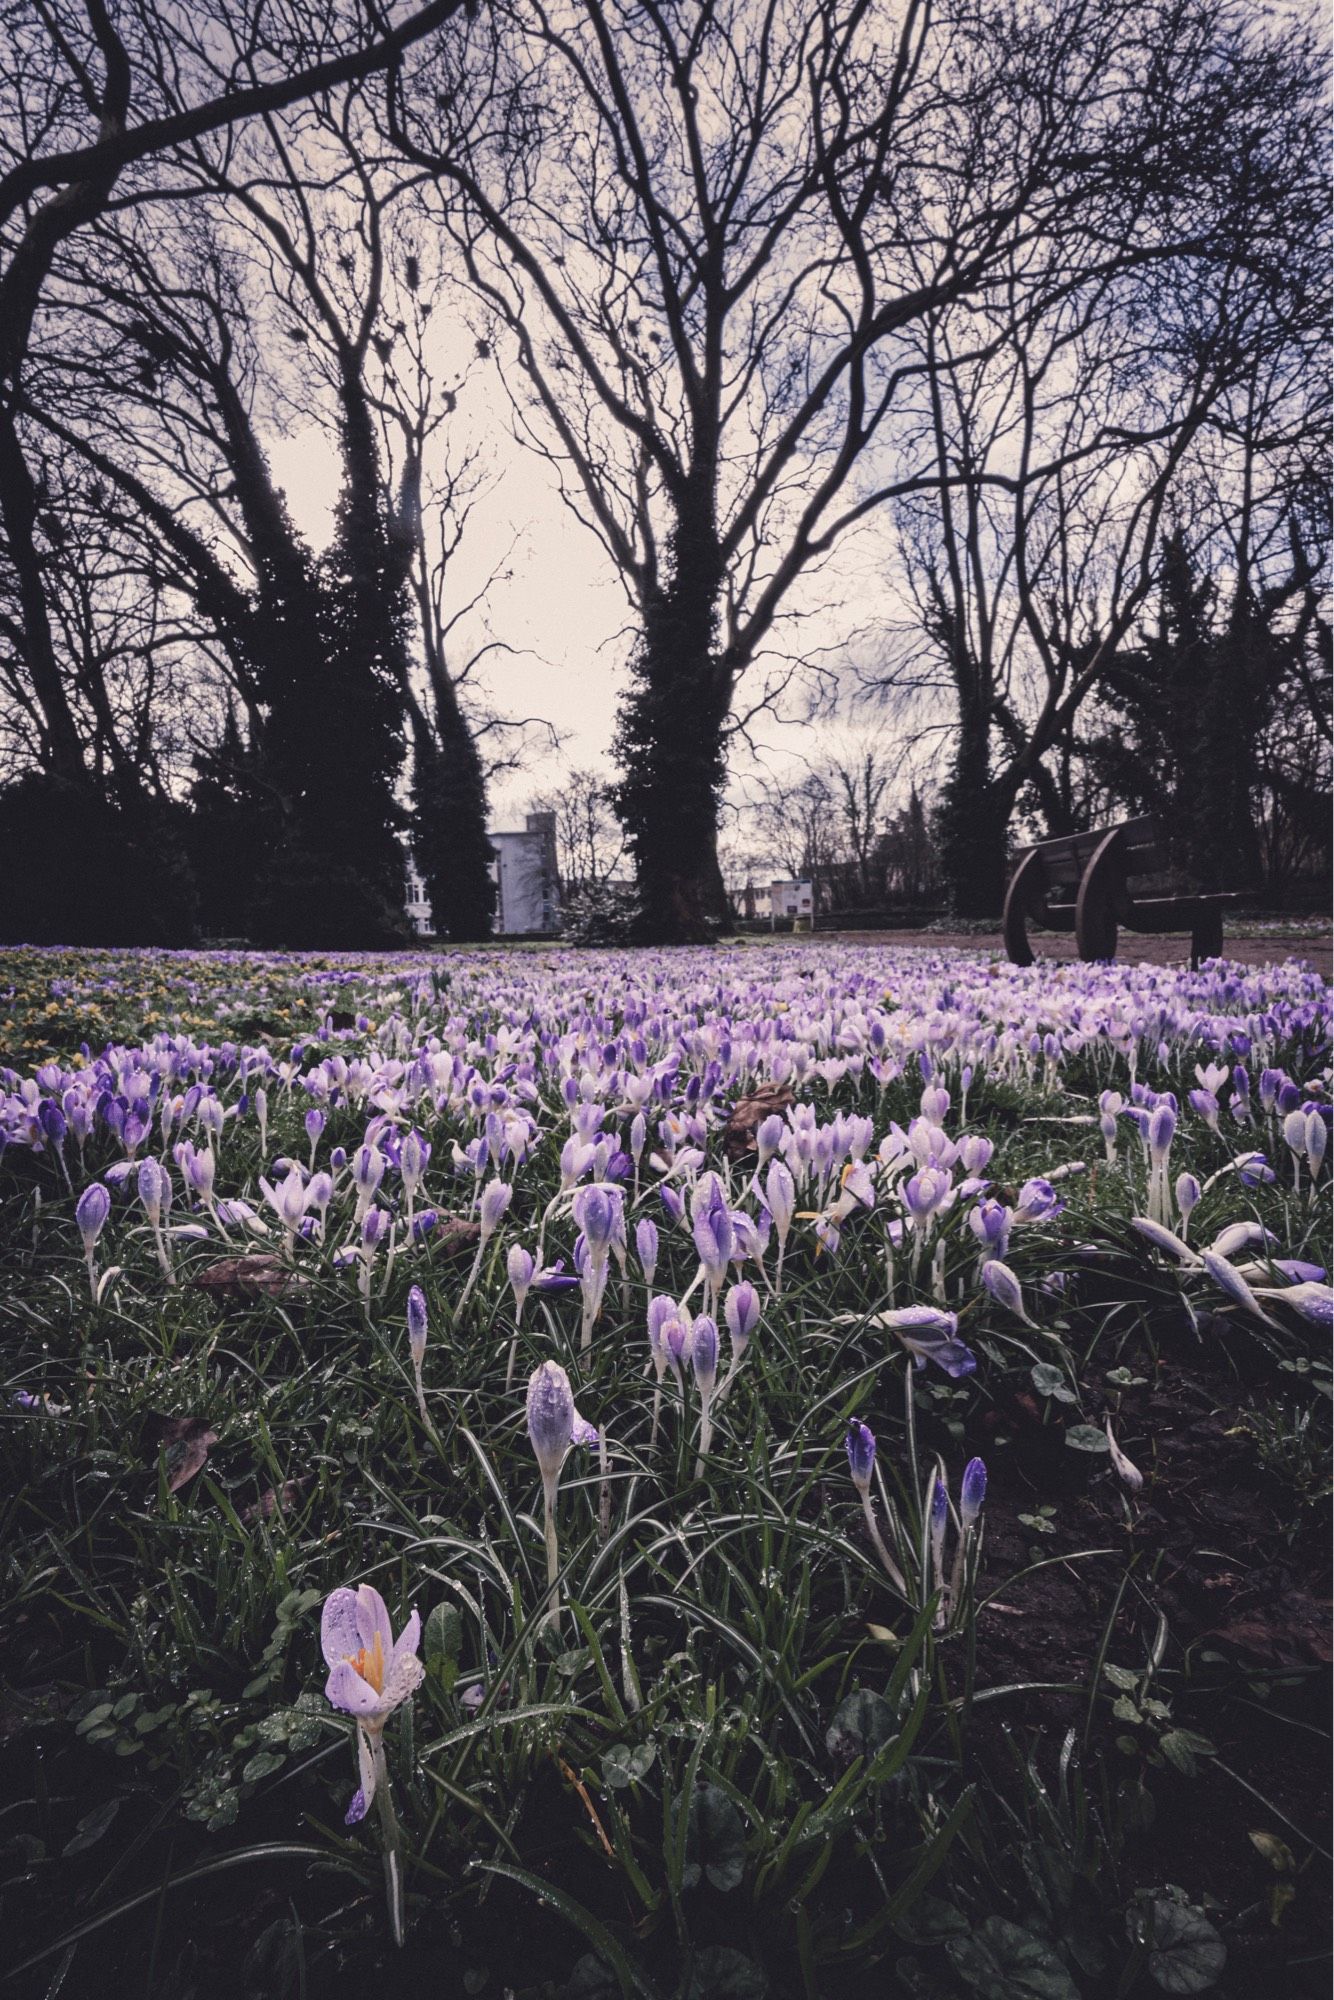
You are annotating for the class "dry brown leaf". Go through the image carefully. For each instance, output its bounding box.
[191,1254,305,1300]
[722,1084,794,1161]
[143,1412,218,1492]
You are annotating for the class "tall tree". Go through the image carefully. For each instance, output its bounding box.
[388,0,1324,939]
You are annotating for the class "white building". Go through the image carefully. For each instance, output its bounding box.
[749,879,814,920]
[490,812,561,935]
[405,812,561,938]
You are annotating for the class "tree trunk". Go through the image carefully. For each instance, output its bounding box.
[613,519,730,944]
[938,706,1013,919]
[0,406,88,784]
[411,694,496,942]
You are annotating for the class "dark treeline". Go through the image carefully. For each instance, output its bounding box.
[0,0,1327,947]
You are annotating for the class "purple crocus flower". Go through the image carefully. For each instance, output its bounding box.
[321,1584,423,1825]
[76,1181,110,1254]
[960,1457,987,1530]
[1014,1177,1062,1223]
[880,1306,977,1378]
[635,1217,659,1288]
[980,1258,1035,1326]
[691,1174,734,1291]
[846,1420,876,1494]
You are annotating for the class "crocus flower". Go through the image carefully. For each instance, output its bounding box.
[635,1216,659,1288]
[980,1258,1036,1326]
[960,1457,987,1531]
[691,1313,719,1468]
[968,1198,1010,1265]
[1175,1173,1201,1236]
[1014,1177,1063,1224]
[1200,1250,1280,1327]
[322,1584,423,1835]
[691,1173,734,1304]
[844,1421,906,1591]
[76,1181,110,1298]
[407,1285,429,1419]
[722,1281,760,1373]
[1104,1420,1144,1494]
[526,1360,598,1617]
[928,1472,950,1618]
[879,1306,976,1378]
[766,1159,796,1292]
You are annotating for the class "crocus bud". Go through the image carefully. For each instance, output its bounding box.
[660,1185,685,1227]
[765,1160,795,1237]
[137,1157,168,1227]
[691,1314,719,1397]
[647,1294,676,1373]
[508,1244,536,1316]
[635,1217,658,1287]
[76,1182,110,1251]
[353,1144,385,1199]
[1147,1105,1176,1162]
[527,1360,575,1481]
[845,1420,876,1495]
[478,1179,513,1240]
[1104,1420,1144,1493]
[723,1281,760,1358]
[573,1184,614,1253]
[1306,1110,1327,1180]
[755,1114,785,1164]
[980,1259,1033,1324]
[305,1109,325,1147]
[968,1198,1010,1262]
[526,1359,596,1481]
[929,1474,949,1581]
[361,1206,389,1249]
[960,1457,987,1530]
[958,1134,994,1176]
[1175,1173,1201,1229]
[690,1174,734,1285]
[407,1285,428,1363]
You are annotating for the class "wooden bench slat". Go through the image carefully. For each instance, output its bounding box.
[1003,816,1235,969]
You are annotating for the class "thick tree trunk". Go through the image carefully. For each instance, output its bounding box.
[0,406,88,784]
[938,707,1014,919]
[614,517,730,945]
[411,695,496,942]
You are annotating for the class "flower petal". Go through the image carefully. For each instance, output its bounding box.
[321,1588,362,1670]
[383,1651,426,1707]
[354,1584,393,1658]
[325,1661,385,1717]
[390,1608,421,1670]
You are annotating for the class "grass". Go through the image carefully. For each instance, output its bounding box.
[0,941,1329,2000]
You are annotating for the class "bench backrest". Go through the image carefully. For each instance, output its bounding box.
[1015,816,1166,889]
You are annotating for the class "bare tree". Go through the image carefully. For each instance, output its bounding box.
[386,0,1324,940]
[0,0,468,801]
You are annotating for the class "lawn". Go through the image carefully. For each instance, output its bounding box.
[1,941,1329,2000]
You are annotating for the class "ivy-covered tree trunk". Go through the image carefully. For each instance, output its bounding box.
[937,704,1012,919]
[410,696,496,941]
[613,516,730,944]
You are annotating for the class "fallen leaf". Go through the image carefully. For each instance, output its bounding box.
[430,1214,482,1262]
[722,1084,794,1160]
[143,1412,218,1492]
[191,1255,306,1300]
[241,1477,311,1526]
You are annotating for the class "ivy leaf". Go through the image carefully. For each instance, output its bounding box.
[1065,1424,1110,1453]
[825,1688,894,1767]
[1127,1898,1227,1993]
[682,1785,746,1893]
[946,1915,1081,1998]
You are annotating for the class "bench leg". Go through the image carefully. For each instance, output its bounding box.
[1075,828,1122,962]
[1191,907,1224,970]
[1002,851,1039,966]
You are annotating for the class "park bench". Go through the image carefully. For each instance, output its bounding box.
[1002,815,1239,968]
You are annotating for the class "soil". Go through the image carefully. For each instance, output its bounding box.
[929,1325,1333,2000]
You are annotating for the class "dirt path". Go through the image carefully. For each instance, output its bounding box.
[817,928,1332,979]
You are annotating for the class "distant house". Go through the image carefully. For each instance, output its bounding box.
[405,863,433,937]
[404,812,562,938]
[490,812,562,935]
[751,879,814,920]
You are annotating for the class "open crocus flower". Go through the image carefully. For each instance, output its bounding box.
[877,1305,977,1378]
[322,1585,423,1825]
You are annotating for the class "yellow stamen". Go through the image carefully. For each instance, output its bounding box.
[344,1630,385,1694]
